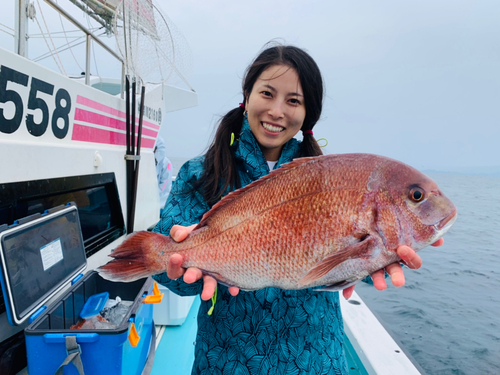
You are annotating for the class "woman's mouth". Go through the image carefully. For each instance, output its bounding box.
[262,122,284,134]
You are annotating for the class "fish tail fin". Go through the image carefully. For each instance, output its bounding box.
[98,231,174,283]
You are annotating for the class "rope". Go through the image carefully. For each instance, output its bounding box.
[0,22,15,37]
[33,36,86,62]
[30,29,98,36]
[84,3,100,78]
[0,29,15,38]
[34,15,64,74]
[56,0,84,72]
[36,0,67,75]
[0,22,14,31]
[32,30,106,63]
[92,41,100,77]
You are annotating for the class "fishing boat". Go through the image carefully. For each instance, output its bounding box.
[0,1,425,374]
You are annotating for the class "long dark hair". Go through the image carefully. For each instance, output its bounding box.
[198,44,324,206]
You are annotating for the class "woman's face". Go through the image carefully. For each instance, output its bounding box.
[245,64,306,161]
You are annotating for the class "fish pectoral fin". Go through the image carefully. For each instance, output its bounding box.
[298,236,376,287]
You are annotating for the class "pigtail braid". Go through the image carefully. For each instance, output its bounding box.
[299,131,323,157]
[195,106,245,206]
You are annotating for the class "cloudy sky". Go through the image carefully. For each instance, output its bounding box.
[1,1,499,171]
[157,0,500,172]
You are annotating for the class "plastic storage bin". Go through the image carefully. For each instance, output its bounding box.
[24,271,155,375]
[153,284,195,326]
[0,204,159,374]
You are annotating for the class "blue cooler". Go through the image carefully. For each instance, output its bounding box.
[0,203,160,374]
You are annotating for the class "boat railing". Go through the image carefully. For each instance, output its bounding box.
[41,0,125,97]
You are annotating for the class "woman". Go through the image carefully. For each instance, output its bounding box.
[153,44,443,374]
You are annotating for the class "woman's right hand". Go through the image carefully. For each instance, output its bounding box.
[168,224,240,301]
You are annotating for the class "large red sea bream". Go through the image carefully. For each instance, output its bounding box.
[99,154,457,291]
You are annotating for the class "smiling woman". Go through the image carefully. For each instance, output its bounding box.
[194,44,325,207]
[245,65,306,161]
[146,43,435,375]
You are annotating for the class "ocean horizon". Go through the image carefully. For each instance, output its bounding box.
[169,155,500,178]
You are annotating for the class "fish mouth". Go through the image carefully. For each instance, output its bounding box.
[435,208,458,232]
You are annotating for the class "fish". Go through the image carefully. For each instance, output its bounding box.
[98,153,457,291]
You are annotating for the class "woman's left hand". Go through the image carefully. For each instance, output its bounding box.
[342,238,445,299]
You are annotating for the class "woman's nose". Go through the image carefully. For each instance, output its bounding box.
[268,101,284,119]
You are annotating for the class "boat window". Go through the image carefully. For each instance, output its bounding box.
[0,173,125,316]
[91,82,122,96]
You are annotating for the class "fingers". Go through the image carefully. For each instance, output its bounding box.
[342,285,355,299]
[371,243,433,291]
[169,224,240,300]
[167,253,185,280]
[200,277,239,300]
[386,262,405,287]
[200,276,218,301]
[170,224,197,242]
[183,267,203,284]
[173,266,240,300]
[397,245,422,269]
[200,279,239,300]
[371,269,387,290]
[432,238,444,247]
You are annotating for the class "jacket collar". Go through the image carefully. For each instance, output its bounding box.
[234,118,300,181]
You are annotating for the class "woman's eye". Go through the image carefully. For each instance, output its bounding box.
[409,188,425,202]
[262,91,272,97]
[289,98,301,105]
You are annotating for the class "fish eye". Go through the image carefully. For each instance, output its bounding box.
[409,188,425,202]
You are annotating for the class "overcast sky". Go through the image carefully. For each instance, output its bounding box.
[1,1,499,171]
[157,0,500,172]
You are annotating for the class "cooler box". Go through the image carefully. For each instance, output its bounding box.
[153,284,195,326]
[0,203,161,375]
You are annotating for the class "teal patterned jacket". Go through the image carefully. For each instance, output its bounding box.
[153,119,349,375]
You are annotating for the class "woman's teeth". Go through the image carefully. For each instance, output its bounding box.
[262,122,284,133]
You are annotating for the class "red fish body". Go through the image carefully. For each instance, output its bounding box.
[99,154,457,291]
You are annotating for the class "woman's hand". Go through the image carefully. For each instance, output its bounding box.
[168,224,240,301]
[342,238,445,299]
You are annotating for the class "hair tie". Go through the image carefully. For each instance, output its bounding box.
[302,130,313,136]
[239,103,245,108]
[317,138,328,147]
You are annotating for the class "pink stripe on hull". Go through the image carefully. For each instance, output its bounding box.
[77,95,161,130]
[72,123,155,148]
[74,108,158,138]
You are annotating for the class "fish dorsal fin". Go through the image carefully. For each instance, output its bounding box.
[298,235,377,287]
[196,156,324,229]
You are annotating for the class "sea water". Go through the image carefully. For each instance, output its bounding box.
[357,173,500,375]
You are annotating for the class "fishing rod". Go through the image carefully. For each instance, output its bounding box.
[125,76,132,233]
[125,77,145,234]
[129,85,146,233]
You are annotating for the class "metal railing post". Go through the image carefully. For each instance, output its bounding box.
[85,34,91,85]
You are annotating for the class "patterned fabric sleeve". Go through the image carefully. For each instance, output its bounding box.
[152,157,210,297]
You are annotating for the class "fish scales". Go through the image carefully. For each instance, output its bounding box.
[99,154,457,291]
[201,155,373,232]
[182,191,365,289]
[172,159,374,288]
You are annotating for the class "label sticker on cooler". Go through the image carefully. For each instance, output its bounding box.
[40,238,64,271]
